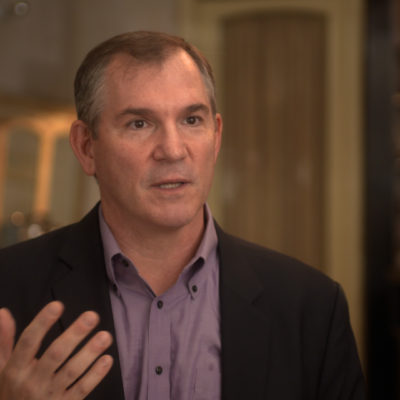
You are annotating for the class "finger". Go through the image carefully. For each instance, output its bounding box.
[64,355,113,400]
[0,308,16,370]
[10,301,64,370]
[52,330,112,392]
[34,311,100,382]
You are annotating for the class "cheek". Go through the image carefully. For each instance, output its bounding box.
[94,147,132,183]
[97,142,136,167]
[207,140,219,165]
[213,136,221,161]
[197,144,218,180]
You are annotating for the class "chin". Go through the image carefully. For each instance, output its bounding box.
[149,205,203,231]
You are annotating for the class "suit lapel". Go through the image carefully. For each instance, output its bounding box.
[217,226,270,400]
[51,205,125,400]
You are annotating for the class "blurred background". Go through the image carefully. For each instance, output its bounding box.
[0,0,397,398]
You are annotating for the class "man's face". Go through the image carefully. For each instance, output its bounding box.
[82,50,222,233]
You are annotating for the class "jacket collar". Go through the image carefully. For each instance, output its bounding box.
[52,204,125,400]
[216,223,270,400]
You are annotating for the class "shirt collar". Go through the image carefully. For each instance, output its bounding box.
[98,204,218,297]
[98,206,121,291]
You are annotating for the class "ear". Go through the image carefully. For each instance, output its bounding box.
[213,113,223,162]
[69,120,96,176]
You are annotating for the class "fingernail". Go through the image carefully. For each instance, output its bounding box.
[48,302,62,316]
[100,355,113,367]
[95,331,110,345]
[0,308,10,325]
[82,312,97,327]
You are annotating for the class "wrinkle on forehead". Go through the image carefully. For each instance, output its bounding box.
[106,49,189,83]
[103,50,209,106]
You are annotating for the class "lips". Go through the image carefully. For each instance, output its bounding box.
[151,178,191,189]
[149,168,193,190]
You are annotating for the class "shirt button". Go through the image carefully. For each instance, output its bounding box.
[157,300,163,309]
[155,366,163,375]
[192,285,198,293]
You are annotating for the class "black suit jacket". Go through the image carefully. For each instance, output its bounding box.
[0,205,365,399]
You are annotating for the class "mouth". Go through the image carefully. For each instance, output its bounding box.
[152,178,190,190]
[157,182,185,189]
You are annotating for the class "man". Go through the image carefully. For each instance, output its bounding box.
[0,31,365,399]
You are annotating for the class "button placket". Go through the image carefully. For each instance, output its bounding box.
[147,298,170,398]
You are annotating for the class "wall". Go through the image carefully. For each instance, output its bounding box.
[0,0,178,222]
[0,0,178,102]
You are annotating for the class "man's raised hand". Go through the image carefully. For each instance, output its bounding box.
[0,302,113,399]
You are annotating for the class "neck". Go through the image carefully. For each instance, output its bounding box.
[102,207,206,295]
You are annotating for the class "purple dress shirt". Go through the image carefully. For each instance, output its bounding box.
[99,205,221,400]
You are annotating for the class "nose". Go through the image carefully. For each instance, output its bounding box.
[152,122,188,162]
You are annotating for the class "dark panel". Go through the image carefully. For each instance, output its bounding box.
[365,0,398,398]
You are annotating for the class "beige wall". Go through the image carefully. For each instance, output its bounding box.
[0,0,178,219]
[0,0,178,102]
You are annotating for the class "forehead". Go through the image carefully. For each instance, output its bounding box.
[102,51,210,108]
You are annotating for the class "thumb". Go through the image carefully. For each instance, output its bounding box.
[0,308,16,371]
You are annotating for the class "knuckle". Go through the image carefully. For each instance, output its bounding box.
[31,313,50,331]
[18,331,35,349]
[74,381,90,397]
[2,365,17,382]
[20,379,37,398]
[63,364,77,382]
[47,343,65,363]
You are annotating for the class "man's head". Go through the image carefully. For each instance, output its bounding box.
[74,31,217,136]
[70,31,222,234]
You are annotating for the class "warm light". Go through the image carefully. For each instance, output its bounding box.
[10,210,24,226]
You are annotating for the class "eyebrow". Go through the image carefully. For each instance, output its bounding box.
[116,108,153,121]
[115,103,211,122]
[185,103,210,114]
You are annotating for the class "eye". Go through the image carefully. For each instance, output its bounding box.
[185,116,201,125]
[129,119,148,129]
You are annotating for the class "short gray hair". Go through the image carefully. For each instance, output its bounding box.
[74,31,217,135]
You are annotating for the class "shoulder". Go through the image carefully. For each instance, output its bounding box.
[216,226,341,310]
[0,223,73,257]
[0,223,74,274]
[0,204,99,268]
[0,224,78,307]
[0,205,100,292]
[0,205,101,315]
[217,226,333,284]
